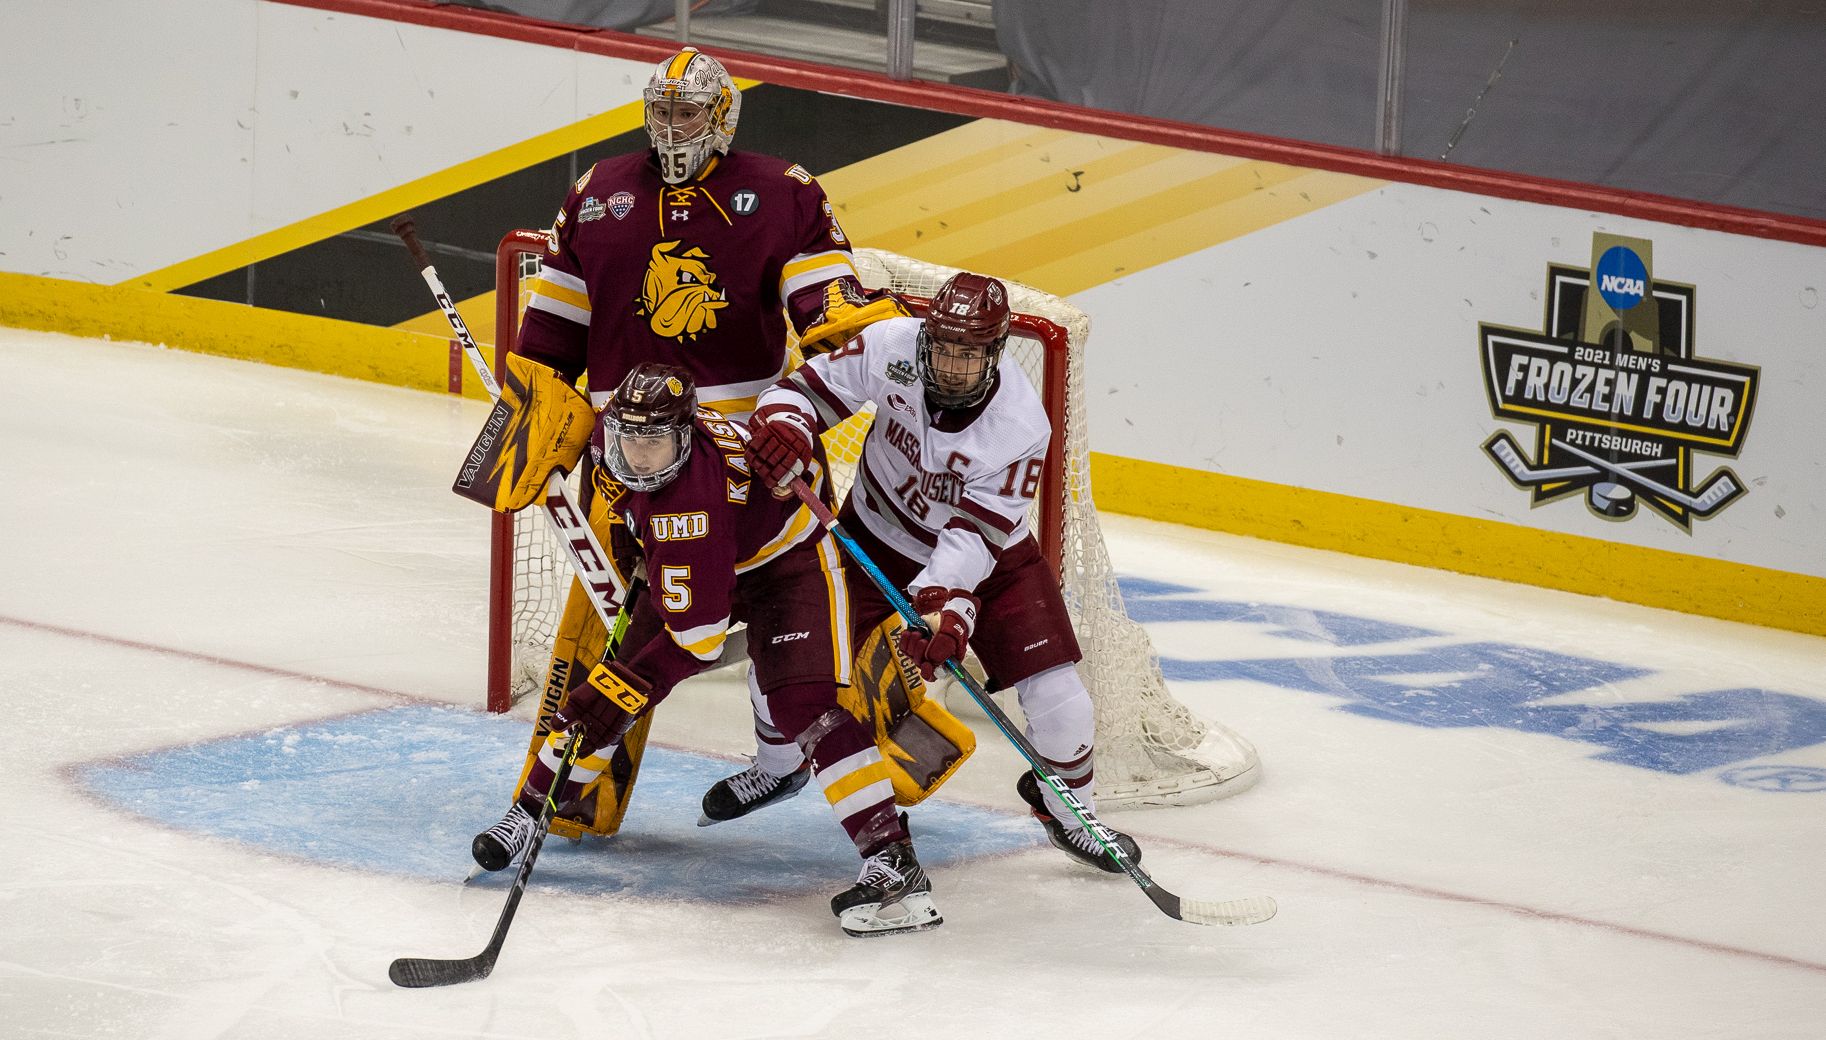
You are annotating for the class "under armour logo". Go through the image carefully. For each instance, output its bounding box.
[671,209,690,221]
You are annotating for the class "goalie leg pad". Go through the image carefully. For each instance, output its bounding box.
[452,353,594,512]
[512,575,657,840]
[837,616,975,806]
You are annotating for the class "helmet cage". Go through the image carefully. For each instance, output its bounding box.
[643,48,740,185]
[917,327,1005,410]
[917,272,1012,409]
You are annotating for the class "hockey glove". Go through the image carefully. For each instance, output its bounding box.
[745,403,817,498]
[896,587,980,680]
[553,660,651,755]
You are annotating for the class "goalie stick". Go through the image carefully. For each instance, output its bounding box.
[389,216,627,632]
[389,584,643,988]
[784,479,1276,928]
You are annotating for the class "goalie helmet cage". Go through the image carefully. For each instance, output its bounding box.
[486,229,1260,807]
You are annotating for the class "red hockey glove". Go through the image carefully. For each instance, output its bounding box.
[896,587,980,680]
[552,660,651,755]
[745,403,817,498]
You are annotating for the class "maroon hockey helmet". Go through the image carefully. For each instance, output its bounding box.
[918,272,1011,409]
[595,362,697,491]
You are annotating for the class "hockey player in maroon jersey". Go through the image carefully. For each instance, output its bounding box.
[503,45,910,845]
[471,363,942,937]
[710,272,1144,872]
[514,45,901,418]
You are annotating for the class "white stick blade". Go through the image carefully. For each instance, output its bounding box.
[1177,895,1278,927]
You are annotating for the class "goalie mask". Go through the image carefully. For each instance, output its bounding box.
[643,47,741,185]
[917,272,1011,410]
[596,363,697,492]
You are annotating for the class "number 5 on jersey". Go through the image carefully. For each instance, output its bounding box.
[660,564,693,610]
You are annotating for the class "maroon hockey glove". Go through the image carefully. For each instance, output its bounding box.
[896,587,980,680]
[552,660,651,754]
[745,403,817,496]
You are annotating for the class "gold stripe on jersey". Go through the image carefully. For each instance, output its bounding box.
[816,534,854,687]
[735,500,819,574]
[668,617,730,661]
[527,270,592,325]
[780,250,858,298]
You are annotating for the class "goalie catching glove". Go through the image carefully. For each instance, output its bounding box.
[745,402,817,497]
[798,280,911,356]
[896,587,979,680]
[452,354,594,512]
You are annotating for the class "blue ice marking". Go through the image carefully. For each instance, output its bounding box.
[1118,577,1437,645]
[1123,578,1826,778]
[75,704,1043,901]
[1718,765,1826,793]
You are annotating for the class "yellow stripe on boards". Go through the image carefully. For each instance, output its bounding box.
[823,760,893,805]
[824,123,1091,214]
[855,145,1224,261]
[818,117,1384,296]
[1089,452,1826,638]
[0,271,483,399]
[1012,168,1379,295]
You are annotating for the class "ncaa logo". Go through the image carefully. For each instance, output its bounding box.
[1595,245,1649,311]
[730,189,759,216]
[1719,765,1826,793]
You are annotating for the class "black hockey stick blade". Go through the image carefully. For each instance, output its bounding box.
[1148,884,1279,927]
[389,950,498,988]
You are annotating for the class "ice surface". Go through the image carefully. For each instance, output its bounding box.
[3,328,1823,1038]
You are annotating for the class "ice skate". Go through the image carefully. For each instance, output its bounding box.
[471,803,537,872]
[1017,770,1141,874]
[831,840,942,937]
[699,760,810,826]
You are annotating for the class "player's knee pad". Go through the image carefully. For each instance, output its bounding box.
[1014,664,1095,759]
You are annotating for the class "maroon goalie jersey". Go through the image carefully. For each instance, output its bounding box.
[590,409,832,694]
[518,150,858,420]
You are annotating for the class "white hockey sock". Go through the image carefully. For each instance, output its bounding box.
[1014,664,1098,820]
[748,665,807,777]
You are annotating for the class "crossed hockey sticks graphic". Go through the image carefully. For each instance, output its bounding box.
[1484,431,1744,517]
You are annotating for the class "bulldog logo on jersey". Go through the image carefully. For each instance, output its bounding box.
[637,240,729,342]
[1477,232,1760,529]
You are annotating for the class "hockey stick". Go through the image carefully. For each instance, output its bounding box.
[390,216,627,630]
[390,584,644,988]
[784,479,1276,928]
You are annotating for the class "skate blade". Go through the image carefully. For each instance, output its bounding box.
[696,813,718,828]
[838,893,943,938]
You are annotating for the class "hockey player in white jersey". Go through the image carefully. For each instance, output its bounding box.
[704,271,1142,872]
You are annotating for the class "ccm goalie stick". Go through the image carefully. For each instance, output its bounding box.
[785,480,1276,928]
[389,215,628,632]
[389,584,643,988]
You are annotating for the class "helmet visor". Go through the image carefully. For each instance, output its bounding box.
[603,415,691,491]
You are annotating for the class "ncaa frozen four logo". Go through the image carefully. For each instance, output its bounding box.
[1478,232,1761,529]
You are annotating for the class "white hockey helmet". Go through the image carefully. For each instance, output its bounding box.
[643,47,741,185]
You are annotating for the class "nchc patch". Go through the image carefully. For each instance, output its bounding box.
[1477,232,1761,529]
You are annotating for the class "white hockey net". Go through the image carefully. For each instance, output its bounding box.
[487,232,1260,807]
